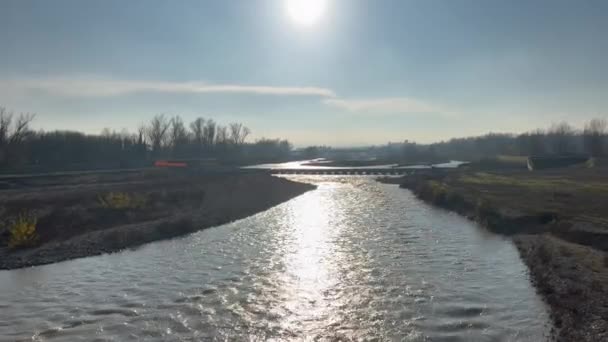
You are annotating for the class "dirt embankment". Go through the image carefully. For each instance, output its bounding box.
[396,168,608,342]
[0,171,315,270]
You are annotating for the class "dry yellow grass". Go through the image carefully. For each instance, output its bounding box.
[8,214,39,249]
[459,172,608,193]
[98,192,147,210]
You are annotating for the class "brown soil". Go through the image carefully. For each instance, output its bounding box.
[0,170,315,269]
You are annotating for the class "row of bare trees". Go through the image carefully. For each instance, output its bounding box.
[583,119,607,157]
[376,118,608,164]
[513,120,607,157]
[142,114,251,158]
[0,107,291,173]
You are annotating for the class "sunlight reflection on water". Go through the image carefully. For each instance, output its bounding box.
[0,177,551,341]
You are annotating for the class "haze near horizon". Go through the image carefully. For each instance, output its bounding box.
[1,0,607,146]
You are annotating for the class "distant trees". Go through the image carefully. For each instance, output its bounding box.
[139,114,254,159]
[0,107,35,166]
[189,117,205,154]
[377,117,607,164]
[140,115,254,160]
[146,114,170,156]
[583,118,607,157]
[0,106,292,173]
[547,121,576,154]
[168,116,189,157]
[1,104,606,173]
[248,138,292,161]
[203,119,216,147]
[216,125,228,145]
[517,129,547,156]
[228,122,251,145]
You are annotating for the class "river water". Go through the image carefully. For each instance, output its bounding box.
[0,177,551,341]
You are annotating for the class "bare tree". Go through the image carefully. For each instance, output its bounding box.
[0,107,35,165]
[229,122,251,145]
[189,117,205,149]
[583,118,607,157]
[100,128,113,139]
[169,116,187,146]
[203,119,216,148]
[0,108,35,146]
[137,124,147,146]
[146,114,170,156]
[134,124,148,159]
[0,107,13,146]
[548,121,575,154]
[216,125,228,145]
[118,128,132,150]
[168,116,189,157]
[11,113,35,144]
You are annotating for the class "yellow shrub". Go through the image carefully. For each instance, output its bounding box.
[98,192,146,210]
[8,214,39,249]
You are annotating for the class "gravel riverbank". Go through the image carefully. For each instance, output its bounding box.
[0,171,315,269]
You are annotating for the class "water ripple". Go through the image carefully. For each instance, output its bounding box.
[0,176,551,340]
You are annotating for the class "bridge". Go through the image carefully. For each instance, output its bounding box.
[267,168,414,175]
[0,166,427,182]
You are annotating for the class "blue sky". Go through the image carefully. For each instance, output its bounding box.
[1,0,607,146]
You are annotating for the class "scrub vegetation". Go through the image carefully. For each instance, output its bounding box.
[0,170,315,269]
[98,192,148,210]
[7,213,39,249]
[397,166,608,341]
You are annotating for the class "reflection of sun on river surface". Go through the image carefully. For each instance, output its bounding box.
[277,182,344,335]
[0,177,551,341]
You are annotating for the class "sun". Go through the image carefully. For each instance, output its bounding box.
[285,0,328,27]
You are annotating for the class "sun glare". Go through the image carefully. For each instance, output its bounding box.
[285,0,328,27]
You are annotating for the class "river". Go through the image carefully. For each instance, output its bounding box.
[0,176,551,341]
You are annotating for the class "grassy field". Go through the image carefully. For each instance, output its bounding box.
[454,168,608,221]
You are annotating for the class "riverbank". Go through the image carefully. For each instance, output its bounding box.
[390,168,608,341]
[0,171,315,270]
[302,160,395,167]
[302,158,448,168]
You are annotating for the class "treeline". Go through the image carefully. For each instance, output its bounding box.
[0,107,292,173]
[379,119,608,163]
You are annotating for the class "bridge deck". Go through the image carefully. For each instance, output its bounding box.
[268,168,413,175]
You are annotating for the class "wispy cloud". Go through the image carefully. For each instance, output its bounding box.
[323,97,445,115]
[0,76,336,98]
[0,75,456,117]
